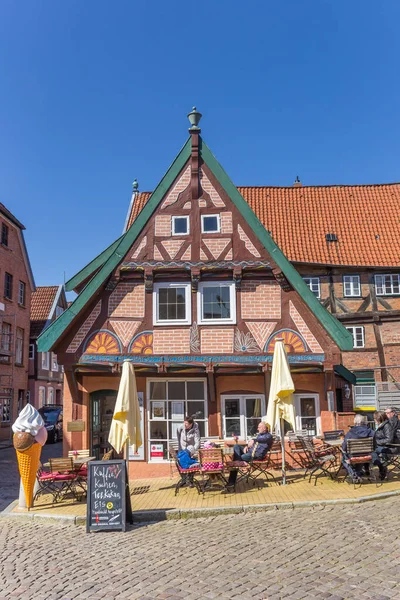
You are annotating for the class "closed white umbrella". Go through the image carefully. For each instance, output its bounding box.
[108,361,142,456]
[266,339,296,484]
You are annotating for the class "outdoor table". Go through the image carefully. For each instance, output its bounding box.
[43,456,96,469]
[323,439,343,447]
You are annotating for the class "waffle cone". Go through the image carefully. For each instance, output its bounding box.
[16,442,42,509]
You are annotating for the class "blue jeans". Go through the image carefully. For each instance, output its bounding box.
[228,444,252,485]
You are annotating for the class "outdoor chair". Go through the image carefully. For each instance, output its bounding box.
[286,432,311,470]
[39,458,81,502]
[169,447,201,496]
[343,438,376,486]
[68,449,90,458]
[34,467,61,505]
[198,448,228,495]
[323,430,344,441]
[300,437,339,485]
[246,441,278,486]
[384,443,400,477]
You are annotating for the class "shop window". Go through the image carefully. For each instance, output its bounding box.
[153,282,191,325]
[294,394,320,436]
[197,281,236,325]
[303,277,320,298]
[221,395,266,439]
[343,275,361,297]
[346,326,364,349]
[375,274,400,296]
[147,379,207,461]
[172,216,189,236]
[201,214,220,233]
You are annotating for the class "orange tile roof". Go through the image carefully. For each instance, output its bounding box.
[30,286,59,338]
[127,184,400,267]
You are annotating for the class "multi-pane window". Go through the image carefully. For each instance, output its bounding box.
[1,322,11,353]
[18,281,26,306]
[198,282,236,324]
[153,283,191,325]
[346,326,365,349]
[1,223,9,246]
[4,272,13,299]
[47,387,54,405]
[172,216,189,236]
[343,275,361,297]
[221,395,266,439]
[29,344,35,360]
[303,277,320,298]
[52,353,58,371]
[201,214,220,233]
[0,390,12,423]
[41,352,50,370]
[375,274,400,296]
[16,328,24,364]
[148,379,207,461]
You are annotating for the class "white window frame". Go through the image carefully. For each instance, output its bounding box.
[346,326,365,349]
[375,274,400,296]
[18,281,26,306]
[294,393,321,436]
[15,327,24,365]
[171,215,189,236]
[47,387,54,405]
[1,322,11,353]
[29,344,35,360]
[343,275,361,297]
[197,281,236,325]
[38,386,46,407]
[41,352,50,370]
[353,384,376,410]
[153,282,191,326]
[51,353,58,372]
[0,393,12,423]
[303,277,320,298]
[147,378,208,462]
[221,394,266,440]
[201,214,221,234]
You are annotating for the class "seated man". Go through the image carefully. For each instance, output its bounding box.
[385,407,400,453]
[342,414,387,482]
[227,422,273,488]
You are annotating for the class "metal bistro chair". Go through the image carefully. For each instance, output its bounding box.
[286,431,312,470]
[343,438,376,487]
[169,446,201,496]
[246,441,278,486]
[300,437,338,485]
[43,458,81,502]
[323,430,344,441]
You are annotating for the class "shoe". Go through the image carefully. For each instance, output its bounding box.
[188,481,194,488]
[379,466,387,481]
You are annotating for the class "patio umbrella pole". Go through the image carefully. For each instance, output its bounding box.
[280,416,286,486]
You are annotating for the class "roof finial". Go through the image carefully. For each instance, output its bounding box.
[293,175,302,188]
[187,106,202,131]
[132,179,139,192]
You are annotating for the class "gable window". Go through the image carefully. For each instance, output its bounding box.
[4,272,13,300]
[346,326,365,349]
[343,275,361,297]
[153,282,191,325]
[16,328,24,364]
[1,223,9,246]
[201,214,220,234]
[375,274,400,296]
[172,216,189,236]
[303,277,320,299]
[41,352,50,370]
[18,281,26,306]
[197,281,236,325]
[29,344,35,360]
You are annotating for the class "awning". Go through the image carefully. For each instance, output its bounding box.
[334,365,356,385]
[354,370,375,384]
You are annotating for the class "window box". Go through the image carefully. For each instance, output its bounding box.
[197,281,236,325]
[172,216,189,236]
[201,214,220,234]
[343,275,361,297]
[153,282,191,326]
[303,277,320,298]
[375,274,400,296]
[346,326,365,349]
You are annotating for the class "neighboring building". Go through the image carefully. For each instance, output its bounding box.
[29,285,67,409]
[0,204,35,441]
[38,111,355,478]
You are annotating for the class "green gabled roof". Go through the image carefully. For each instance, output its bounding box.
[65,234,126,292]
[38,134,353,353]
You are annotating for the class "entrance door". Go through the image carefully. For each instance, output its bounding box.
[221,394,265,439]
[90,390,117,459]
[293,394,320,436]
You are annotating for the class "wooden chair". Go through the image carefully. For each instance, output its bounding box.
[323,430,344,441]
[68,449,90,458]
[344,438,375,486]
[198,448,228,495]
[48,458,81,501]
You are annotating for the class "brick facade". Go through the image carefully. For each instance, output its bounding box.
[153,329,191,354]
[241,281,281,320]
[108,283,145,318]
[201,328,234,353]
[154,215,171,237]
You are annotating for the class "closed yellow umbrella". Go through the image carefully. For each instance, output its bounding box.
[266,339,296,484]
[108,361,142,455]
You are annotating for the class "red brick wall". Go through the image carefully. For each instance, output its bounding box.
[108,283,145,318]
[154,215,171,237]
[201,328,234,353]
[153,329,190,354]
[241,281,281,320]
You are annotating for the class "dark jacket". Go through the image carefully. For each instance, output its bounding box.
[389,415,400,444]
[342,425,374,452]
[250,432,273,460]
[374,420,394,447]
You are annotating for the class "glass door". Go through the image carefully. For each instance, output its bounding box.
[221,395,265,439]
[90,390,117,459]
[294,394,320,436]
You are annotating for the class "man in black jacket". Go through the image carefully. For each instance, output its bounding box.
[227,422,273,488]
[342,414,387,482]
[385,407,400,446]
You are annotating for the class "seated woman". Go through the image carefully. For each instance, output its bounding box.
[176,416,201,487]
[374,410,394,459]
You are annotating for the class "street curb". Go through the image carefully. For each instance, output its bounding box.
[2,487,400,526]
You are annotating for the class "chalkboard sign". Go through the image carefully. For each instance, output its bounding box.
[86,459,133,533]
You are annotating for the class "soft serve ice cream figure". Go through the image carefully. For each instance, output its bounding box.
[12,404,48,509]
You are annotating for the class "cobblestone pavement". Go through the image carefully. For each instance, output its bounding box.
[0,442,62,512]
[1,497,400,600]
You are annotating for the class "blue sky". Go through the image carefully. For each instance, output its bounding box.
[1,1,399,293]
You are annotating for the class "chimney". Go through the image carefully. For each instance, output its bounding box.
[188,107,202,200]
[293,175,302,188]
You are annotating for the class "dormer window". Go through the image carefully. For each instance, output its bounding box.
[172,216,189,236]
[201,214,220,234]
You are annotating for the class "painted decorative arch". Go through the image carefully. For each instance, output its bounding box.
[83,329,122,354]
[265,328,308,354]
[128,330,153,355]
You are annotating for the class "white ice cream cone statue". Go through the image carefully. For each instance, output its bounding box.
[12,404,47,510]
